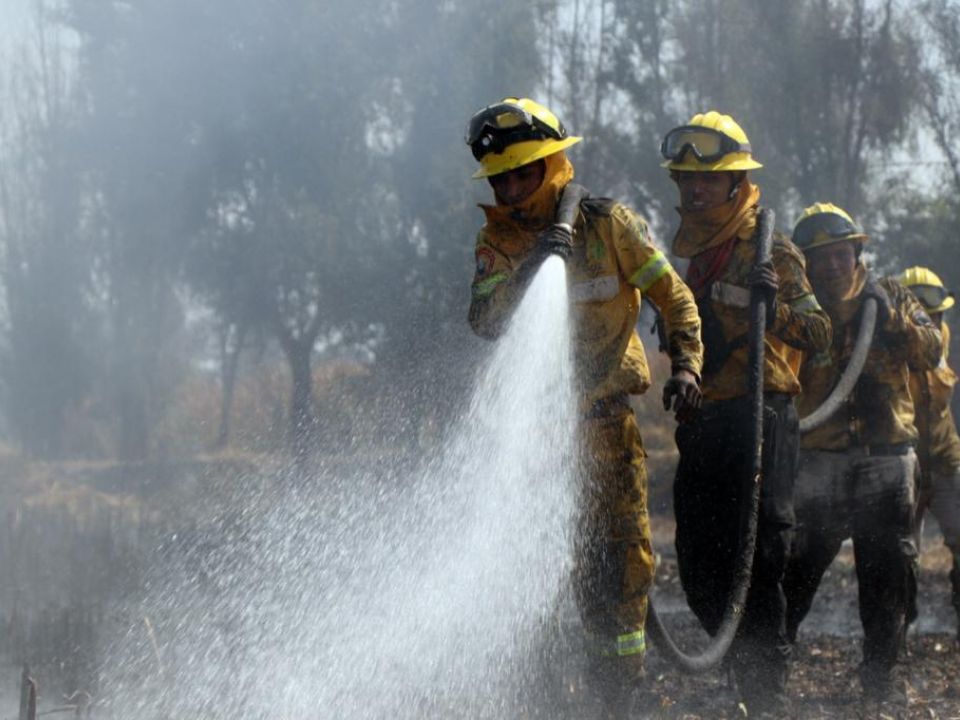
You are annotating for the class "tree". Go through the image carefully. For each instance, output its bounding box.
[180,0,396,456]
[0,5,91,457]
[61,0,218,459]
[670,0,920,220]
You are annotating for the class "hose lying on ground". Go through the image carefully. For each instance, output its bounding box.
[797,297,877,434]
[645,208,774,673]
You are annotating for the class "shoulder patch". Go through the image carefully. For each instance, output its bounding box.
[475,247,496,277]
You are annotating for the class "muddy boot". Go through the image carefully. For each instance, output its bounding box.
[738,672,791,719]
[733,639,791,719]
[585,654,642,720]
[858,662,906,708]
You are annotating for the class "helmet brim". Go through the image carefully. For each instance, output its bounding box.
[473,136,582,179]
[797,233,869,253]
[929,296,956,313]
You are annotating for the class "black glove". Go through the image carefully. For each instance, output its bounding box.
[512,223,573,288]
[535,223,574,261]
[747,260,779,328]
[663,370,702,415]
[862,277,895,328]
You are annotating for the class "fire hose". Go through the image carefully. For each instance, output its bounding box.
[643,208,775,672]
[553,182,589,235]
[797,298,877,433]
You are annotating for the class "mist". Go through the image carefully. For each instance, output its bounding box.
[0,0,959,717]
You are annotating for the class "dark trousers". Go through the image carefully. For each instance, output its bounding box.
[783,448,917,689]
[674,393,798,702]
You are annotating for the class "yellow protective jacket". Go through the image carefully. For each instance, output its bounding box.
[800,276,943,450]
[691,226,832,402]
[910,321,960,475]
[469,197,703,407]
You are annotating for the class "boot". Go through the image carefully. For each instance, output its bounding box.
[734,645,791,719]
[585,654,642,720]
[858,663,906,706]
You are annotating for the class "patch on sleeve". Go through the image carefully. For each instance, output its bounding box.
[629,215,651,245]
[476,247,496,277]
[588,238,607,261]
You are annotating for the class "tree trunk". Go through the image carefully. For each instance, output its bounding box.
[214,322,247,450]
[284,338,316,461]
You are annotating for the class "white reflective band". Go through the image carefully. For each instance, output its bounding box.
[710,281,751,308]
[789,293,821,313]
[571,275,619,303]
[629,251,671,292]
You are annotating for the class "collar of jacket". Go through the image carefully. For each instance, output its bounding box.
[479,150,575,237]
[671,180,761,259]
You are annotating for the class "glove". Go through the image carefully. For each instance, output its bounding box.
[663,369,702,416]
[747,260,778,328]
[535,223,574,261]
[513,223,574,288]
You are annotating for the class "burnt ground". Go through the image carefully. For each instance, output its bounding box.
[631,518,960,720]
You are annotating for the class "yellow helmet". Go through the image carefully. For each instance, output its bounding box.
[466,97,582,179]
[899,266,955,313]
[792,202,868,252]
[660,111,762,172]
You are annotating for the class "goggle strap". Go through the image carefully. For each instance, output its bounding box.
[467,103,564,146]
[471,126,555,160]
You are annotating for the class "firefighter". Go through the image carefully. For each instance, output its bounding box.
[660,111,831,715]
[783,204,942,703]
[465,97,703,715]
[900,266,960,640]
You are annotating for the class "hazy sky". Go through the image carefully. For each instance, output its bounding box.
[0,0,30,51]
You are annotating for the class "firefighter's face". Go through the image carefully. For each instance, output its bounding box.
[488,160,546,206]
[675,171,736,212]
[805,241,858,302]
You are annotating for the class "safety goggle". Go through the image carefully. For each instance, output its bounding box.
[792,212,862,250]
[465,102,566,160]
[907,283,953,311]
[660,125,751,164]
